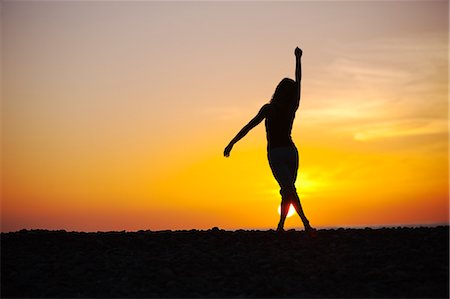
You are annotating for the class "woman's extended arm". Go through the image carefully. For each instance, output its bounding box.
[295,47,302,108]
[224,104,269,157]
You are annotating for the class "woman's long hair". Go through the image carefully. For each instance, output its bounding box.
[270,78,297,112]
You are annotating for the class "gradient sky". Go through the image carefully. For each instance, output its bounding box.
[2,1,448,232]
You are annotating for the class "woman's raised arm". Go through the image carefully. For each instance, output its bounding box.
[295,47,302,108]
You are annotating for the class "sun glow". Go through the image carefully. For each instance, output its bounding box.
[277,204,296,218]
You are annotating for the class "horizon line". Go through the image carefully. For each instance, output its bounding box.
[2,222,449,234]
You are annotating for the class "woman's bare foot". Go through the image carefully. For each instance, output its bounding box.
[305,226,317,237]
[277,224,284,232]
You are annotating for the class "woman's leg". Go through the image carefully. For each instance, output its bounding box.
[277,195,290,231]
[269,147,314,231]
[287,147,313,230]
[269,148,295,231]
[291,193,311,229]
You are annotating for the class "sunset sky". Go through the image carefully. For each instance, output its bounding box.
[2,1,448,232]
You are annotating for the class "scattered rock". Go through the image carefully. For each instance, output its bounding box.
[1,226,448,298]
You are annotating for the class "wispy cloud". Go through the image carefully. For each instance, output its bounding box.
[353,118,447,141]
[302,32,448,141]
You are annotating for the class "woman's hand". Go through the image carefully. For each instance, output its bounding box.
[224,143,233,157]
[295,47,302,58]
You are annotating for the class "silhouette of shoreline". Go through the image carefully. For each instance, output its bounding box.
[2,226,449,297]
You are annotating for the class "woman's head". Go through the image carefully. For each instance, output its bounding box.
[270,78,297,109]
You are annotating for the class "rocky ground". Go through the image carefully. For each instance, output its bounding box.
[1,226,449,298]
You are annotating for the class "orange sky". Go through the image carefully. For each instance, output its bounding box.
[2,1,449,232]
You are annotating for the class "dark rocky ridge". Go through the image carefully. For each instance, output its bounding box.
[1,226,449,298]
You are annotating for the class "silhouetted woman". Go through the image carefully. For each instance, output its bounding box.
[224,47,315,233]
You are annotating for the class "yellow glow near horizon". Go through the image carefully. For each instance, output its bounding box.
[278,204,296,218]
[2,1,448,232]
